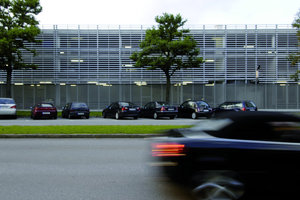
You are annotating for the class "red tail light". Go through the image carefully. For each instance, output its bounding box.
[152,143,186,157]
[10,105,16,109]
[241,107,246,111]
[160,106,166,112]
[121,107,128,112]
[136,107,140,111]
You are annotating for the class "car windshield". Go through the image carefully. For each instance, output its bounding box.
[0,99,15,104]
[72,103,88,108]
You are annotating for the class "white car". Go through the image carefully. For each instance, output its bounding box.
[0,98,17,118]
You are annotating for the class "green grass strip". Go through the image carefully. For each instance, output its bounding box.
[0,125,191,135]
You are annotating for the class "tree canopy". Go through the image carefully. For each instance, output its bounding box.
[130,13,204,102]
[289,9,300,81]
[0,0,42,97]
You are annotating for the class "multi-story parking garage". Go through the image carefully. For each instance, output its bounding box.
[0,24,299,109]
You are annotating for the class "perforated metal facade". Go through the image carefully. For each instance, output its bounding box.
[0,24,299,109]
[0,24,298,84]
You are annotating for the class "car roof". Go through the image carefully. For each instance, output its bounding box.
[216,111,300,122]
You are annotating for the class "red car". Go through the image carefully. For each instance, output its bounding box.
[31,103,57,119]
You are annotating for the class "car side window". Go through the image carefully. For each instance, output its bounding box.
[151,102,156,109]
[181,102,188,108]
[144,103,150,109]
[245,102,254,108]
[188,102,195,108]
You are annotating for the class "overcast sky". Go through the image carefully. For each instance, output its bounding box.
[37,0,300,25]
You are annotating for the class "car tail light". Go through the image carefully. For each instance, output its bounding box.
[160,106,166,112]
[152,143,186,157]
[121,107,128,112]
[10,105,16,109]
[241,107,246,111]
[136,107,140,111]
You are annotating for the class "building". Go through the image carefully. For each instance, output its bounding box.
[0,24,299,109]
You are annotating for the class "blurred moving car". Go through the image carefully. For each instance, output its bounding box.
[212,100,257,117]
[151,111,300,199]
[0,98,17,119]
[140,101,177,119]
[31,103,57,119]
[102,101,140,119]
[178,100,213,119]
[62,102,90,119]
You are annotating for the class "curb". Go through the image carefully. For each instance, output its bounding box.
[0,134,162,138]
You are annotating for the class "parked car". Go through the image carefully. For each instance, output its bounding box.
[0,98,17,119]
[178,100,213,119]
[31,103,57,119]
[140,101,177,119]
[62,102,90,119]
[151,111,300,199]
[102,101,140,119]
[212,100,257,117]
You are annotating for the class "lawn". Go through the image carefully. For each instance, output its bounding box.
[0,125,191,134]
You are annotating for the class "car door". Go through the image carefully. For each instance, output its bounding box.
[179,101,190,118]
[142,102,151,117]
[62,103,69,117]
[106,103,115,117]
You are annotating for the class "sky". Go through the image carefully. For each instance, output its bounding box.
[37,0,300,26]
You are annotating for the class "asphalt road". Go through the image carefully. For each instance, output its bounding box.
[0,138,195,200]
[0,117,201,126]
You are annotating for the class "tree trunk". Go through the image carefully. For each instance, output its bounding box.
[6,68,12,98]
[165,75,171,103]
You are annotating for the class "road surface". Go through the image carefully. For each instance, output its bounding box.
[0,138,195,200]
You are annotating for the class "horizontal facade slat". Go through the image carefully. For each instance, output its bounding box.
[0,24,299,85]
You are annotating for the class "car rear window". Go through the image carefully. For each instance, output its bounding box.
[119,102,134,107]
[0,99,15,104]
[220,102,243,109]
[40,104,54,108]
[72,103,88,108]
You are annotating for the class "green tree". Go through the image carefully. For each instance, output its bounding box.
[289,9,300,81]
[130,13,204,102]
[0,0,42,97]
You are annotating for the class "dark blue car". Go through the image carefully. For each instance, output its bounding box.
[151,111,300,199]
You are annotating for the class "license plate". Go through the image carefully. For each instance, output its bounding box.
[168,108,174,111]
[203,109,209,112]
[77,113,84,115]
[42,112,50,115]
[129,108,136,111]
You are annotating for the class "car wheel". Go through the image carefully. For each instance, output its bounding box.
[192,112,197,119]
[193,176,244,200]
[103,112,106,118]
[86,115,90,119]
[68,113,72,119]
[153,112,158,119]
[115,112,119,120]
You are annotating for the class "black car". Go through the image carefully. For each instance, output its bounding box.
[178,100,213,119]
[62,102,90,119]
[140,101,177,119]
[212,100,257,117]
[102,101,140,119]
[151,111,300,199]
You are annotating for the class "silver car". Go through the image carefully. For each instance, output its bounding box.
[0,98,17,118]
